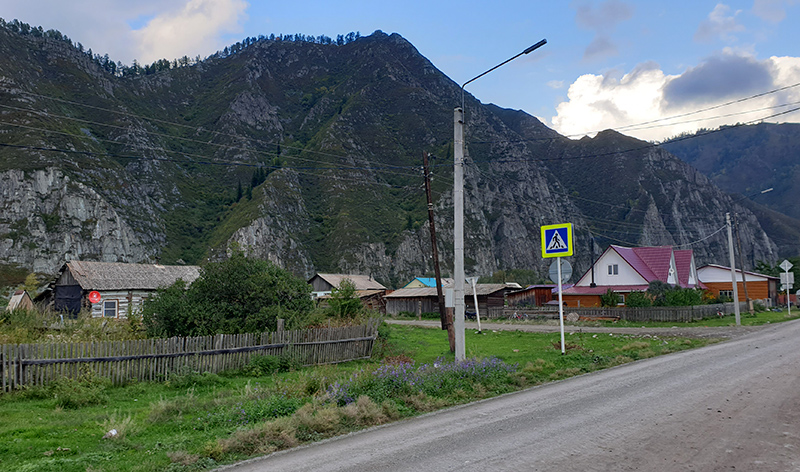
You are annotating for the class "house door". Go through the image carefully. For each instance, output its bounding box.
[55,285,82,318]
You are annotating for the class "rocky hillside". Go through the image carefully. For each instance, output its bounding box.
[0,23,785,287]
[662,123,800,258]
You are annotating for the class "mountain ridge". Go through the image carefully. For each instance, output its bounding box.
[0,24,790,288]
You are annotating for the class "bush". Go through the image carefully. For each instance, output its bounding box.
[625,291,652,307]
[600,289,620,307]
[327,279,362,318]
[142,250,314,337]
[242,352,302,376]
[50,367,110,409]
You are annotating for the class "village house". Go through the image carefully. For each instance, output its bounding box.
[696,264,779,305]
[39,261,201,318]
[560,245,702,307]
[402,277,454,288]
[385,283,511,318]
[307,273,387,298]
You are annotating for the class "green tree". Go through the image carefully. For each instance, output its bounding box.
[141,251,313,337]
[327,279,362,318]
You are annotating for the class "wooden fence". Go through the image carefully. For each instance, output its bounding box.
[0,321,379,392]
[503,302,747,323]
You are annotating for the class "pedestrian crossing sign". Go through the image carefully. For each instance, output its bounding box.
[541,223,573,258]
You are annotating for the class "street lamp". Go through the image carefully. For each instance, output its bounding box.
[453,39,547,360]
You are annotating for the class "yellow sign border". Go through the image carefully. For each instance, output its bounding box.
[541,223,573,258]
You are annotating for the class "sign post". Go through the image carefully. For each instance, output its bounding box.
[541,223,574,354]
[780,259,794,315]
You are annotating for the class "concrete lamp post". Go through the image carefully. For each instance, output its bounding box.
[453,39,546,360]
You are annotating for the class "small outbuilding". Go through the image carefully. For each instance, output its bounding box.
[5,290,34,312]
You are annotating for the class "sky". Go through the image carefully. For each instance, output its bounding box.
[2,0,800,141]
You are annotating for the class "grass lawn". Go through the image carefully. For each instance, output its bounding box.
[560,308,800,328]
[0,324,717,471]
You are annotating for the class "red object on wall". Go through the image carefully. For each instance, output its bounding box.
[88,291,101,304]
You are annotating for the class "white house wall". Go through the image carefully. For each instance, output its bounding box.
[90,290,151,318]
[577,250,647,286]
[697,266,769,283]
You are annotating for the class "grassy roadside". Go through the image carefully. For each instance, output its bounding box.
[0,325,716,471]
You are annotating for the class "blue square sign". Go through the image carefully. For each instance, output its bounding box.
[541,223,573,258]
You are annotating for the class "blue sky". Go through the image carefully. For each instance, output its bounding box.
[2,0,799,140]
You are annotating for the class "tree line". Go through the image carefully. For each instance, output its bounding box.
[0,17,365,78]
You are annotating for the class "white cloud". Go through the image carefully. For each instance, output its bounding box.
[132,0,248,64]
[550,54,800,141]
[547,80,565,89]
[694,3,746,43]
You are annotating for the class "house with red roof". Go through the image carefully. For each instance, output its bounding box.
[560,245,702,307]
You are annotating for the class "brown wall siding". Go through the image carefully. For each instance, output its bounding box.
[562,295,602,308]
[704,281,770,301]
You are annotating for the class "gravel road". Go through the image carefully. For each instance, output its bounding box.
[221,319,800,471]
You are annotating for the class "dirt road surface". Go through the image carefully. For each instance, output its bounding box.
[220,320,800,471]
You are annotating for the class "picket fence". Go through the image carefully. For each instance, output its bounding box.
[503,302,747,323]
[0,321,379,392]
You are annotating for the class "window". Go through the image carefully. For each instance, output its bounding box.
[608,264,619,276]
[103,300,118,318]
[719,290,734,300]
[618,294,625,306]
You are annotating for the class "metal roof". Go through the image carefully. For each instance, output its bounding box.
[385,284,509,298]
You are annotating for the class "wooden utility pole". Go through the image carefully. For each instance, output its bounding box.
[423,152,454,352]
[733,213,753,314]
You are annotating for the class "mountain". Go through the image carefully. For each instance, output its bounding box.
[0,23,783,288]
[662,123,800,257]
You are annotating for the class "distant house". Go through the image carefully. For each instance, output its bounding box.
[39,261,201,318]
[403,277,454,289]
[560,246,702,307]
[5,290,34,312]
[307,273,387,298]
[507,285,557,307]
[316,289,387,314]
[385,284,510,318]
[697,264,778,305]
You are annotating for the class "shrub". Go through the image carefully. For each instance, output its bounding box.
[625,291,652,307]
[600,289,620,307]
[327,279,362,318]
[242,352,302,376]
[50,367,110,409]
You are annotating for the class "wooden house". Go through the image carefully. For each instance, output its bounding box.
[506,285,557,307]
[41,261,201,318]
[403,277,454,289]
[385,284,510,318]
[697,264,778,305]
[307,273,387,298]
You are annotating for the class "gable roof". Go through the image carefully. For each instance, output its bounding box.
[613,246,674,283]
[576,245,700,289]
[403,277,455,288]
[63,261,201,291]
[6,290,33,311]
[311,273,387,291]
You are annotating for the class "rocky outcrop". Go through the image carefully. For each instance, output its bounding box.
[0,168,155,272]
